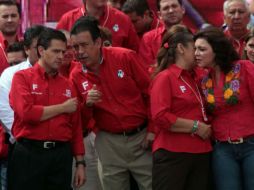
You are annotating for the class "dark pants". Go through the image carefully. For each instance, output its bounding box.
[152,149,211,190]
[8,140,73,190]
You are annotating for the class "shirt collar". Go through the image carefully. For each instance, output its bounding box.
[34,62,59,79]
[169,64,195,79]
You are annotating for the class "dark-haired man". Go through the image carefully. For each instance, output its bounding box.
[6,41,26,66]
[8,28,85,190]
[122,0,162,38]
[0,0,21,74]
[138,0,185,70]
[69,16,153,190]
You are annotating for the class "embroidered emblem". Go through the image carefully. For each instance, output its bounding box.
[63,89,71,98]
[82,81,89,90]
[117,70,124,78]
[180,86,186,93]
[113,24,119,32]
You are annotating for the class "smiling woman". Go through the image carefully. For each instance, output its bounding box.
[243,28,254,63]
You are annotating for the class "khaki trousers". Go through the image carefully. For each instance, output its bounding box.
[95,129,152,190]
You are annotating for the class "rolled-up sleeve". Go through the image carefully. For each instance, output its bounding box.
[150,73,177,130]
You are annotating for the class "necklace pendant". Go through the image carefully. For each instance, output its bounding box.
[202,107,208,122]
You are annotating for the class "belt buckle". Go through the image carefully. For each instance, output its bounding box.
[227,137,243,144]
[43,141,55,149]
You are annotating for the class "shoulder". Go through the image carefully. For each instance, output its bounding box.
[108,6,129,21]
[60,7,81,19]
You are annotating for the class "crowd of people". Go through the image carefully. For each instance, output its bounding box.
[0,0,254,190]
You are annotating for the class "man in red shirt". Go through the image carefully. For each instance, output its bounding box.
[138,0,185,69]
[223,0,250,56]
[0,0,21,74]
[57,0,139,51]
[69,16,153,190]
[122,0,163,39]
[8,28,86,190]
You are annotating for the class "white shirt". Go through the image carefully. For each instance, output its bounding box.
[0,59,32,143]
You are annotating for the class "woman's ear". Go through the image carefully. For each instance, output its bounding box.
[176,43,185,54]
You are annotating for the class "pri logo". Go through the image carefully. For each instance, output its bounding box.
[113,24,119,32]
[117,70,124,78]
[179,85,186,93]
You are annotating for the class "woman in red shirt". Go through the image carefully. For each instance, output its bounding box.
[150,24,212,190]
[194,26,254,190]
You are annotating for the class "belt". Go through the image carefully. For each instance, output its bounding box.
[18,138,69,149]
[217,135,254,145]
[114,120,147,136]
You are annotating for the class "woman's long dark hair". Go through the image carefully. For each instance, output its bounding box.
[194,26,239,74]
[153,24,193,77]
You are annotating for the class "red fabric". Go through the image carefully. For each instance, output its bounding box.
[150,64,212,153]
[57,5,140,51]
[60,60,80,79]
[224,29,250,57]
[0,126,8,159]
[70,47,153,133]
[0,32,10,75]
[138,25,165,68]
[9,63,84,155]
[205,60,254,141]
[47,0,82,22]
[147,0,158,15]
[183,0,224,29]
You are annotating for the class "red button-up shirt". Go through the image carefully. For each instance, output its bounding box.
[9,63,84,155]
[57,5,139,51]
[138,25,166,68]
[224,29,249,57]
[150,64,212,153]
[70,47,153,133]
[204,60,254,141]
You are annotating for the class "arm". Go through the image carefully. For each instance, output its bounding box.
[138,33,156,68]
[150,73,211,139]
[10,72,78,123]
[0,70,14,134]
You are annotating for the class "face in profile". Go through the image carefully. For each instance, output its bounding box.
[195,38,216,68]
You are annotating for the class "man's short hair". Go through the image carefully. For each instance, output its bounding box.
[0,0,21,17]
[37,28,67,57]
[223,0,249,15]
[6,41,25,54]
[23,25,47,48]
[122,0,150,16]
[157,0,182,10]
[70,16,101,41]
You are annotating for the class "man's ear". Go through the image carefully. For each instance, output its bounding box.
[37,46,44,57]
[95,38,102,47]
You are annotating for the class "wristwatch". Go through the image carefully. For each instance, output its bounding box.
[75,160,86,167]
